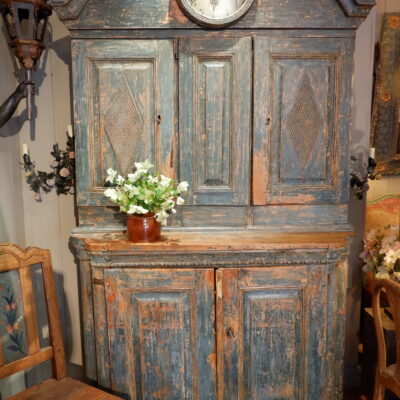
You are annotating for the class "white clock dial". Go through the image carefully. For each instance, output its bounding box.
[178,0,254,27]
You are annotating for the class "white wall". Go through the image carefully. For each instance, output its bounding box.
[0,13,81,398]
[0,17,28,399]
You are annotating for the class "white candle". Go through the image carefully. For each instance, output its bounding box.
[22,144,29,155]
[369,147,376,159]
[67,125,73,138]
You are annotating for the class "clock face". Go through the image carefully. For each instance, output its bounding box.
[178,0,255,27]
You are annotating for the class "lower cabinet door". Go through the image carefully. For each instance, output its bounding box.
[104,269,216,400]
[217,266,329,400]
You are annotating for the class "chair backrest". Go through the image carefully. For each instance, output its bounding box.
[0,243,67,380]
[372,279,400,379]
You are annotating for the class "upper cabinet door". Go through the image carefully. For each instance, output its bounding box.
[253,38,354,205]
[179,38,252,205]
[73,40,175,206]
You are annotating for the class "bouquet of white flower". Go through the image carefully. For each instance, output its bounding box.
[104,160,188,225]
[360,226,400,281]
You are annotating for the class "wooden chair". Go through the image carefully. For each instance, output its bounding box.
[372,278,400,399]
[0,243,121,400]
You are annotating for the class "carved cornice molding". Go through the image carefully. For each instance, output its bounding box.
[337,0,376,18]
[49,0,375,22]
[48,0,89,20]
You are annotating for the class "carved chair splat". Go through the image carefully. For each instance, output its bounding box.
[0,243,121,400]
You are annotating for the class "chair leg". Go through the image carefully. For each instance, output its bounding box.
[373,373,385,400]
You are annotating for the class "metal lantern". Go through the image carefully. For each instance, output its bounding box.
[0,0,52,123]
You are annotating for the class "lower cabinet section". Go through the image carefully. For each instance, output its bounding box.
[91,265,338,400]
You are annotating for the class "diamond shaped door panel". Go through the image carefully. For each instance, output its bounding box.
[253,38,353,205]
[73,40,175,206]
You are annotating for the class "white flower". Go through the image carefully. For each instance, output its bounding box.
[161,200,174,210]
[171,208,177,214]
[127,172,141,182]
[176,196,185,205]
[104,188,118,202]
[147,175,159,184]
[134,159,153,173]
[177,181,189,193]
[116,175,125,185]
[376,267,390,279]
[127,205,148,215]
[384,249,400,265]
[124,184,139,195]
[106,168,118,183]
[159,175,172,188]
[143,189,154,204]
[155,210,169,225]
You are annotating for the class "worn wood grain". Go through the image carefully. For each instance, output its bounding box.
[0,347,54,379]
[103,269,216,399]
[371,279,400,399]
[73,39,175,207]
[84,230,352,252]
[253,36,353,205]
[6,377,122,400]
[19,266,40,355]
[52,0,370,29]
[0,244,124,399]
[92,268,111,389]
[179,37,251,206]
[58,0,372,398]
[218,266,329,400]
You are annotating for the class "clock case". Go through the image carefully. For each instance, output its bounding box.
[176,0,255,27]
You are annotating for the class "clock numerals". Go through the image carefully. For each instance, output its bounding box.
[179,0,254,27]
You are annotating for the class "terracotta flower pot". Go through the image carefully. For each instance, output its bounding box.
[126,213,161,242]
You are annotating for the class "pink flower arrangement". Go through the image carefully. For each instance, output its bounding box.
[360,226,400,281]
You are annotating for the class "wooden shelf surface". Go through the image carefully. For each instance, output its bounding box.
[83,230,353,253]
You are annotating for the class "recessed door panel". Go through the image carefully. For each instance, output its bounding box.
[217,266,329,400]
[73,40,175,206]
[179,38,251,205]
[104,269,216,400]
[253,37,353,204]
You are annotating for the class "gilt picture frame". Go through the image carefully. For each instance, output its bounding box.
[371,13,400,175]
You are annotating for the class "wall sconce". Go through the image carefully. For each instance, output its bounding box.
[0,0,52,128]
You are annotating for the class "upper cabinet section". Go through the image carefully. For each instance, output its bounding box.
[50,0,374,30]
[73,40,175,206]
[253,37,354,205]
[179,38,251,205]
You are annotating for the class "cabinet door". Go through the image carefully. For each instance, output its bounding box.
[73,40,175,206]
[104,269,216,400]
[217,267,329,400]
[253,37,354,205]
[179,38,251,205]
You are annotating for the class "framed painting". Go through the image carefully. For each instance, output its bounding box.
[371,13,400,175]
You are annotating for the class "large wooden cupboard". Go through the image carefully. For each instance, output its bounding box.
[52,0,374,398]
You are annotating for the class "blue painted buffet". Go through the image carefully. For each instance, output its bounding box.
[50,0,375,398]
